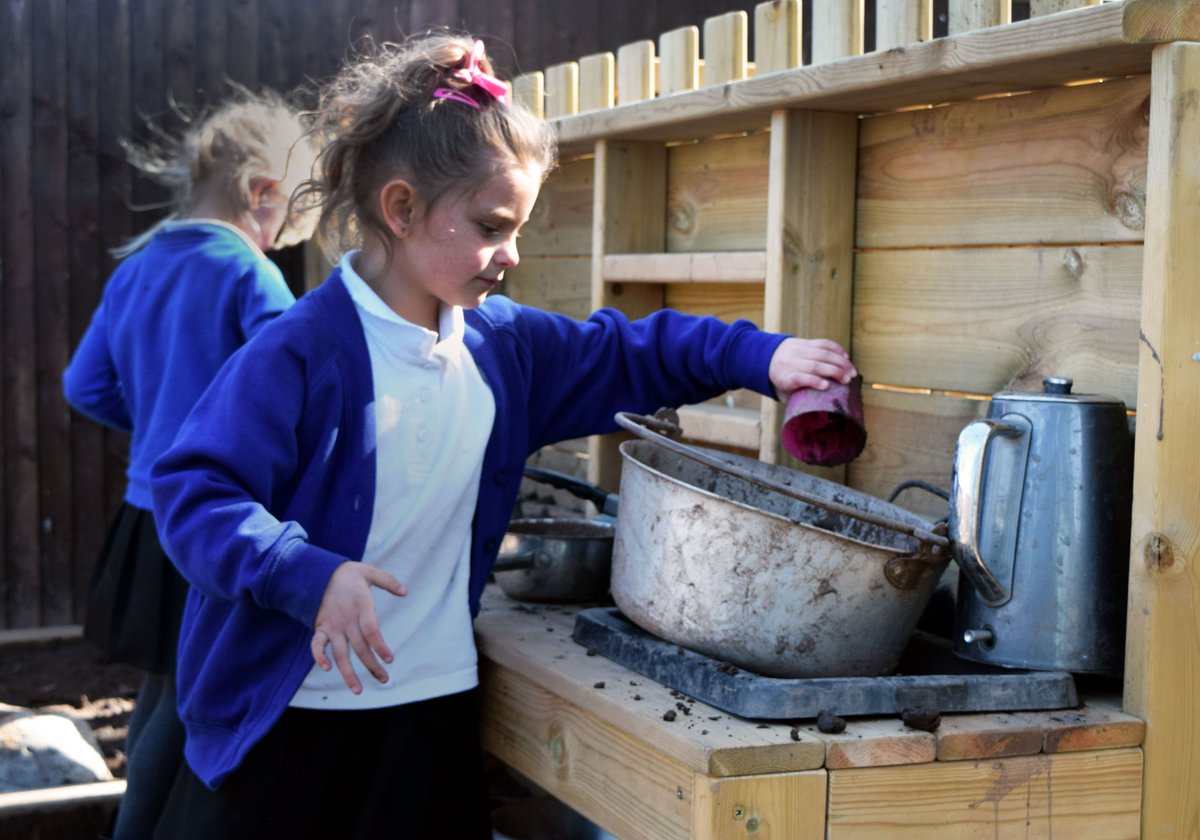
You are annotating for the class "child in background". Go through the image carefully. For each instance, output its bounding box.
[62,89,319,840]
[148,33,856,839]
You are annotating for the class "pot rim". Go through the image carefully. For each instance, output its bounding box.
[618,439,933,556]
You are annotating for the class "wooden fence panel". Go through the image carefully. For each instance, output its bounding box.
[32,0,73,625]
[67,0,108,628]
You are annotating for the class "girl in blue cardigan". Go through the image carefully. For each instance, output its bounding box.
[149,33,856,839]
[63,89,319,840]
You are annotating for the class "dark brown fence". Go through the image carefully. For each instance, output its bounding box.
[0,0,775,628]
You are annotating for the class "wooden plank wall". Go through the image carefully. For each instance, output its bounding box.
[0,0,767,630]
[850,74,1147,515]
[510,0,1115,520]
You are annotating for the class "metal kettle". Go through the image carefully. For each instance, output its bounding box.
[949,376,1133,672]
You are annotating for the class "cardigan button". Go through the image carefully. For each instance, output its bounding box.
[494,470,507,486]
[484,538,498,553]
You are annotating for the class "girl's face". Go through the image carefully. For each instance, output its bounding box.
[381,161,543,329]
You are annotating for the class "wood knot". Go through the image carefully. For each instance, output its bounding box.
[669,203,696,235]
[547,722,568,768]
[1112,188,1145,231]
[1061,248,1086,280]
[1144,533,1175,571]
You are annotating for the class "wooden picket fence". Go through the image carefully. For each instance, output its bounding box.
[514,0,1112,119]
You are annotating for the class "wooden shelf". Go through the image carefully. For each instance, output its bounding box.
[602,251,766,285]
[675,403,762,451]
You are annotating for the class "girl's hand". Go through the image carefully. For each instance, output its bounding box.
[310,561,407,694]
[768,338,857,398]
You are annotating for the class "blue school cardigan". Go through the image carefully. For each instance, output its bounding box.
[150,267,788,788]
[63,222,295,509]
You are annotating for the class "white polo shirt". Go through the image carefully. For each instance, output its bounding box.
[290,254,496,709]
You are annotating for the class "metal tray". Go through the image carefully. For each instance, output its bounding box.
[572,607,1078,720]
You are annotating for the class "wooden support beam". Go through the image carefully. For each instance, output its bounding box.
[754,0,802,74]
[761,109,857,473]
[602,251,766,285]
[875,0,934,51]
[675,404,762,451]
[0,623,82,649]
[1124,39,1200,840]
[589,140,667,492]
[1122,0,1200,42]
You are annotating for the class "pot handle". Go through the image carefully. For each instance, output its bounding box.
[523,466,619,517]
[493,550,538,572]
[950,418,1028,606]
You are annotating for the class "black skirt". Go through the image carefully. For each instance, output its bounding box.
[83,503,189,674]
[154,691,494,839]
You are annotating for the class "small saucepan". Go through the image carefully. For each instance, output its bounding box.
[493,467,619,603]
[493,518,614,603]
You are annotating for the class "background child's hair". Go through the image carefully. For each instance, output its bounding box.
[301,31,558,260]
[115,87,319,257]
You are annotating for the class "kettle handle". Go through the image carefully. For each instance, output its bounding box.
[950,418,1026,606]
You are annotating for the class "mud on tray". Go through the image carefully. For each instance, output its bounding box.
[572,607,1078,720]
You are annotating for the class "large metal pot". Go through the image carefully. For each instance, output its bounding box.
[610,413,948,679]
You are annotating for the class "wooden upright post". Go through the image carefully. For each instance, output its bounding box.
[1124,40,1200,840]
[761,110,857,474]
[588,140,667,492]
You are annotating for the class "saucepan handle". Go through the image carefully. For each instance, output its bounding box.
[523,466,620,518]
[493,549,540,572]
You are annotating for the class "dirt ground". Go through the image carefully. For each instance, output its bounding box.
[0,638,141,778]
[0,628,614,838]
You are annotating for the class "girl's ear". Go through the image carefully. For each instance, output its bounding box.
[248,176,280,208]
[379,178,418,238]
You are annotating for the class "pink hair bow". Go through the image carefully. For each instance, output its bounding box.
[433,40,511,109]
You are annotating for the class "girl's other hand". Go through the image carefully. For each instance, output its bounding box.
[310,561,407,694]
[768,337,858,398]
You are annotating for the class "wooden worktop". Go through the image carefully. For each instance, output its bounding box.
[476,586,1145,839]
[475,586,1143,775]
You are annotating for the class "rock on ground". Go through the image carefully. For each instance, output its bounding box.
[0,703,114,792]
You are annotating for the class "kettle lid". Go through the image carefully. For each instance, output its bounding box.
[992,376,1125,406]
